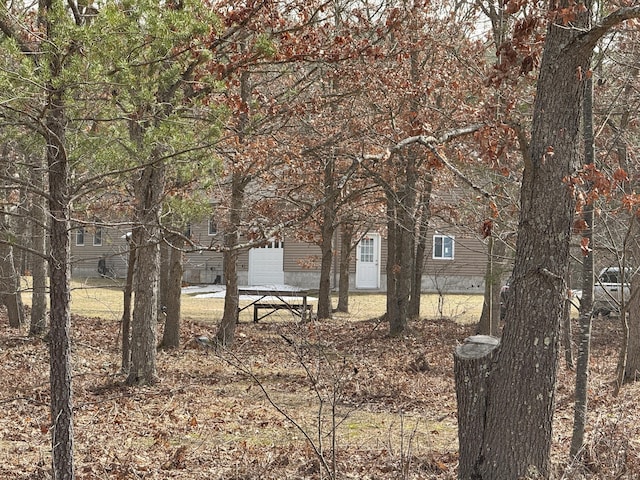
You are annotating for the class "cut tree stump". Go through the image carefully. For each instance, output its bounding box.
[454,335,500,479]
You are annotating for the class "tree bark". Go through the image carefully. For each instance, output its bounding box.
[160,234,184,349]
[477,236,506,337]
[570,73,595,458]
[0,151,25,328]
[454,335,500,479]
[29,153,48,337]
[126,162,163,386]
[406,29,429,321]
[159,237,170,311]
[386,147,417,336]
[317,153,337,320]
[386,192,402,333]
[46,85,75,480]
[623,218,640,383]
[409,175,433,320]
[121,232,137,373]
[612,54,640,386]
[461,7,595,478]
[336,221,354,313]
[215,62,252,348]
[625,281,640,382]
[216,173,246,347]
[0,240,25,328]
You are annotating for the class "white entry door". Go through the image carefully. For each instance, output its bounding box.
[356,234,380,289]
[248,240,285,285]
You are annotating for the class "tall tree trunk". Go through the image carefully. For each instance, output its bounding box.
[159,238,170,311]
[477,237,506,337]
[336,221,354,313]
[623,218,640,383]
[0,235,24,328]
[121,233,137,373]
[317,156,336,319]
[316,220,335,319]
[386,147,418,336]
[42,1,75,471]
[562,275,574,369]
[127,162,164,386]
[409,174,433,320]
[160,234,184,349]
[457,6,596,477]
[317,54,341,319]
[478,0,509,339]
[389,150,417,336]
[216,173,245,347]
[29,154,48,336]
[15,185,29,275]
[613,54,640,386]
[406,19,425,322]
[394,197,413,334]
[122,111,148,374]
[46,86,75,480]
[386,192,401,331]
[570,73,595,458]
[0,151,25,328]
[216,65,251,348]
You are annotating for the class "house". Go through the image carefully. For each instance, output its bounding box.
[69,218,488,294]
[70,225,129,279]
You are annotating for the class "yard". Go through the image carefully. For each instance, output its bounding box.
[51,277,486,325]
[0,279,638,478]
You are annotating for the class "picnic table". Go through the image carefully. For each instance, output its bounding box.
[237,285,314,322]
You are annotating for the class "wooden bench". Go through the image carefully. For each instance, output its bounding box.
[253,303,313,323]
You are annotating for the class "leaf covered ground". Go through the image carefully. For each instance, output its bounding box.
[0,309,639,479]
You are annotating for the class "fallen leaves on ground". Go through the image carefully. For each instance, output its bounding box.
[0,310,638,479]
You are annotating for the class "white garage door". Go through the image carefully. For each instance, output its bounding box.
[248,240,284,286]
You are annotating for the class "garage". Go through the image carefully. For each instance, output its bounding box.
[247,240,284,285]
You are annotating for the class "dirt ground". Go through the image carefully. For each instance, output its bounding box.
[0,309,639,479]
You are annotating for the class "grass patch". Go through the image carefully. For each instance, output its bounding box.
[18,276,484,325]
[20,276,484,325]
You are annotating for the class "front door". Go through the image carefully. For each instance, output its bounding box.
[356,234,380,289]
[248,240,285,285]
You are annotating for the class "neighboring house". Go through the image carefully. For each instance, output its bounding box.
[71,225,130,279]
[70,218,487,294]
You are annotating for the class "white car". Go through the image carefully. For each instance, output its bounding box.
[593,267,632,316]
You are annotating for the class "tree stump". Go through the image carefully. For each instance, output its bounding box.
[454,335,500,479]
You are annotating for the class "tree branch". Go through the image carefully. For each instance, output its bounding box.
[575,6,640,53]
[0,10,36,55]
[390,123,484,153]
[425,145,494,200]
[362,123,490,198]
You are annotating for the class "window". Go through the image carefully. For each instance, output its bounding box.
[208,218,218,236]
[359,237,375,262]
[433,234,454,260]
[259,240,283,249]
[599,268,631,285]
[76,227,85,246]
[93,227,103,246]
